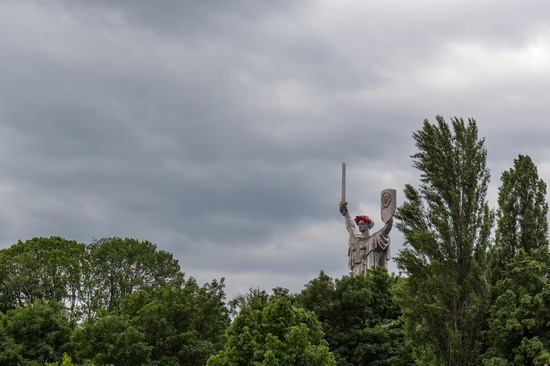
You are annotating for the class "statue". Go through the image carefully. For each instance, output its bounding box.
[339,163,395,274]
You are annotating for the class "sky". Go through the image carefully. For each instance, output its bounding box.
[2,0,550,299]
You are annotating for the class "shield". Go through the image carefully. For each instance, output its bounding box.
[380,189,396,223]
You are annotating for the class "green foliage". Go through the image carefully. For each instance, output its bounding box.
[490,155,549,284]
[0,324,23,365]
[0,299,74,365]
[208,291,335,366]
[124,277,229,366]
[228,287,270,317]
[73,277,229,366]
[297,269,411,366]
[83,237,181,315]
[483,249,550,365]
[72,312,151,366]
[395,117,492,365]
[495,155,548,254]
[0,236,227,365]
[44,353,78,366]
[0,237,85,317]
[483,155,550,365]
[0,236,182,320]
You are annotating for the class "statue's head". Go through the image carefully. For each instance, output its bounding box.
[355,215,374,232]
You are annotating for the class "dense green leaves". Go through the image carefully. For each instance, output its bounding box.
[0,237,85,316]
[71,256,229,366]
[483,155,550,365]
[395,117,492,365]
[72,313,151,366]
[208,291,335,366]
[490,155,549,283]
[0,299,74,365]
[0,236,228,365]
[484,248,550,365]
[0,236,182,319]
[83,237,181,315]
[122,277,229,365]
[297,269,411,366]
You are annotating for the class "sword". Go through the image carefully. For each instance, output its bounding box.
[341,162,346,204]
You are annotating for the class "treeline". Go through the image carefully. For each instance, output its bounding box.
[0,237,228,365]
[2,117,550,365]
[0,235,407,365]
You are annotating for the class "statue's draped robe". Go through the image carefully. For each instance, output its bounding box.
[345,214,392,274]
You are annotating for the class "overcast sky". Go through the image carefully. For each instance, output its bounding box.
[2,0,550,298]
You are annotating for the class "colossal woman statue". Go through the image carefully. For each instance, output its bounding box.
[339,163,395,274]
[339,202,392,274]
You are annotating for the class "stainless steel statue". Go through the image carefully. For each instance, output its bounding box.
[339,163,395,274]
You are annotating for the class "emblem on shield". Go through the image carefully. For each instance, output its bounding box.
[381,189,396,223]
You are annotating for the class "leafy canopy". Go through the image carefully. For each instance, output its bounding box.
[395,117,492,365]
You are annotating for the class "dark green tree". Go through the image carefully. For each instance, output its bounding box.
[122,277,229,366]
[228,287,270,317]
[71,312,152,366]
[82,237,181,315]
[394,117,492,365]
[297,269,411,366]
[483,248,550,365]
[72,276,229,366]
[490,155,548,281]
[483,155,550,365]
[208,291,335,366]
[0,320,23,365]
[0,299,73,365]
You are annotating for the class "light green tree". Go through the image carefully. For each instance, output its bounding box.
[394,117,492,365]
[44,353,78,366]
[207,292,336,366]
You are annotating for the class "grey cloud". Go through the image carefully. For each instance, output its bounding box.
[2,0,550,297]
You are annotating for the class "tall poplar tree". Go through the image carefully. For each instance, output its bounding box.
[394,117,492,365]
[484,155,550,364]
[491,154,548,271]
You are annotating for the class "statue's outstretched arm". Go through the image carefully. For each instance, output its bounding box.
[381,216,393,235]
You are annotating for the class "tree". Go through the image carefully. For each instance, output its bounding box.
[72,276,229,366]
[0,299,74,365]
[82,237,181,315]
[208,291,336,365]
[45,353,77,366]
[483,248,550,365]
[490,155,548,282]
[122,277,229,366]
[0,236,183,321]
[483,155,550,365]
[71,312,152,366]
[297,269,411,366]
[394,117,492,365]
[0,237,85,317]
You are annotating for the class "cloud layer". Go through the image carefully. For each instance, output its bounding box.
[2,0,550,297]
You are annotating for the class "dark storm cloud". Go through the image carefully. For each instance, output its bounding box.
[1,0,550,296]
